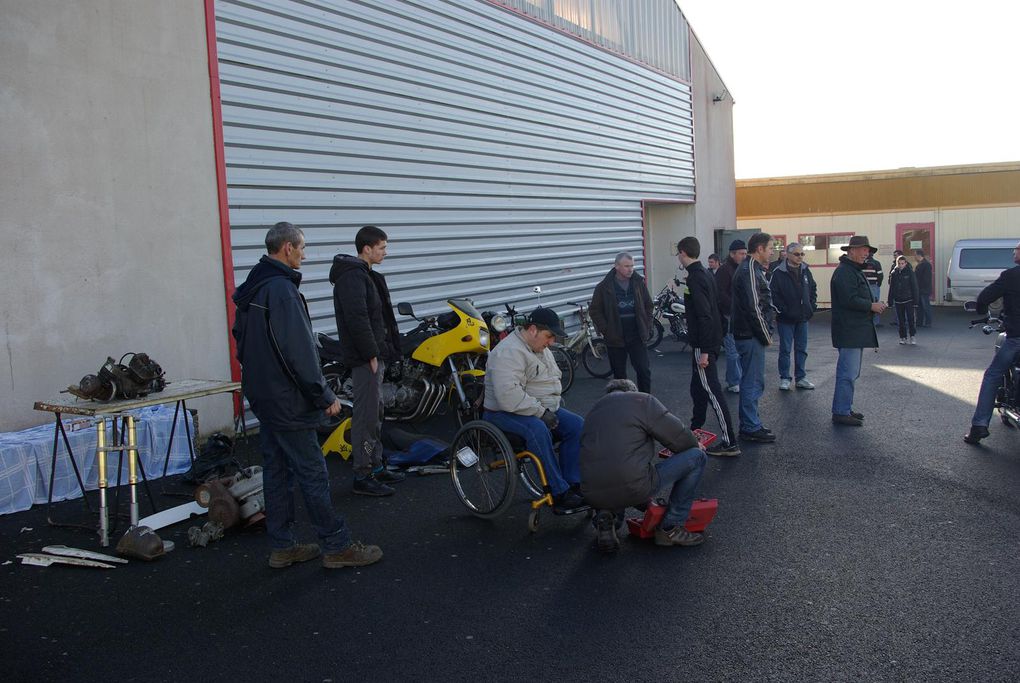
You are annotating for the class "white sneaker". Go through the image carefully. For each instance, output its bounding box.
[727,385,740,393]
[795,379,815,390]
[909,336,916,345]
[899,338,907,345]
[778,379,792,391]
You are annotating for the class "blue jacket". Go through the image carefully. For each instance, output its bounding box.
[232,256,336,430]
[769,260,817,324]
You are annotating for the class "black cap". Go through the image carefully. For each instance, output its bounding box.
[728,239,747,252]
[527,307,565,337]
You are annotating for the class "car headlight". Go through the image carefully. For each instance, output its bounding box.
[478,328,490,348]
[490,314,509,332]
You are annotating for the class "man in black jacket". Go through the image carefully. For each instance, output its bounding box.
[232,222,381,569]
[769,243,818,391]
[715,240,747,392]
[330,225,404,497]
[731,232,776,443]
[965,241,1020,444]
[863,252,884,327]
[590,252,654,393]
[677,237,739,456]
[914,249,934,327]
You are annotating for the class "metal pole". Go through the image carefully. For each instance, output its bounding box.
[126,415,139,527]
[97,418,109,547]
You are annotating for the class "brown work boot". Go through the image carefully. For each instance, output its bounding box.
[268,543,321,568]
[654,524,704,547]
[322,541,383,568]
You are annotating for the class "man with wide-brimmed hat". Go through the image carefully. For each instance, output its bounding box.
[830,235,888,426]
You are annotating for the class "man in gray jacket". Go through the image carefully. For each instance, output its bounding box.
[580,380,707,553]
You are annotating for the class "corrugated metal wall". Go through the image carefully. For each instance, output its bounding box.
[214,0,694,332]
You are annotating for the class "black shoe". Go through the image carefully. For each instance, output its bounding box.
[353,475,395,497]
[375,468,405,484]
[963,425,989,444]
[594,511,620,554]
[739,429,776,443]
[849,410,864,420]
[706,442,741,457]
[832,414,863,426]
[553,489,585,513]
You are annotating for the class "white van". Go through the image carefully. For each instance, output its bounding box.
[945,238,1020,301]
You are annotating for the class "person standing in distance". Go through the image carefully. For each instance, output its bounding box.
[862,250,885,327]
[964,241,1020,444]
[707,253,721,275]
[731,233,776,443]
[769,243,818,391]
[676,237,739,456]
[232,222,382,569]
[715,240,748,393]
[830,235,888,426]
[914,249,934,328]
[330,225,405,496]
[590,252,654,393]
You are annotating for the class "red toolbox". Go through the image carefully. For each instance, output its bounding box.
[658,429,717,458]
[625,498,718,539]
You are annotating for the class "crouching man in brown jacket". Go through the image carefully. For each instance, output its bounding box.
[580,379,707,553]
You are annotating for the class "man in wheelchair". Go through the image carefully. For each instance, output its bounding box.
[580,379,707,553]
[483,307,586,512]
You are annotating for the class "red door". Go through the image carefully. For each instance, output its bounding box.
[895,222,935,300]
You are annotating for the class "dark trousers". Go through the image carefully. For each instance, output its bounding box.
[351,360,385,476]
[689,351,735,447]
[608,335,651,393]
[895,301,916,338]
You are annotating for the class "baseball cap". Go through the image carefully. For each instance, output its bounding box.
[527,307,565,337]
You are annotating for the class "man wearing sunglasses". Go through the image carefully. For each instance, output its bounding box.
[769,243,818,391]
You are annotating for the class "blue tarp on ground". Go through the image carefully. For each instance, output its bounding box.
[0,405,195,515]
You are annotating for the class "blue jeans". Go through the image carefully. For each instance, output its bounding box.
[735,337,765,432]
[777,321,808,381]
[917,297,933,326]
[259,425,351,553]
[870,284,881,325]
[972,336,1020,427]
[723,332,742,387]
[832,348,863,416]
[483,408,583,496]
[654,446,707,527]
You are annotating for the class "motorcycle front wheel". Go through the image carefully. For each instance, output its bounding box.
[645,318,665,350]
[581,338,613,379]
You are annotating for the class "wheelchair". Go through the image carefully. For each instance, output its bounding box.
[449,419,591,532]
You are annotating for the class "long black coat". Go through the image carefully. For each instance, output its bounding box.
[830,255,879,349]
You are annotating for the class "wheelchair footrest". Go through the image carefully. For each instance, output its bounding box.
[552,504,591,516]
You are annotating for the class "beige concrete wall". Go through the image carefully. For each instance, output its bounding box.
[0,1,233,431]
[645,203,695,293]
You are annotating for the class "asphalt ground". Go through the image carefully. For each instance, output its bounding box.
[3,308,1019,682]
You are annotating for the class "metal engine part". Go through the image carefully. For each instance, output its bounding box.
[66,352,166,402]
[186,521,225,548]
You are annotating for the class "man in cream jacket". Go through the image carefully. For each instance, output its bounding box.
[483,307,585,511]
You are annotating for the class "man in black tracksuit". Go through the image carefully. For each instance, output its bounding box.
[330,225,403,497]
[232,222,381,569]
[731,232,776,443]
[677,237,739,456]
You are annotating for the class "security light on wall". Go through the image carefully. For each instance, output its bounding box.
[712,90,728,103]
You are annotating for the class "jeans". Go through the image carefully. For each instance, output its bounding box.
[735,337,766,433]
[483,408,583,496]
[972,336,1020,427]
[777,321,808,381]
[689,350,735,446]
[259,424,352,553]
[653,446,707,527]
[607,335,651,393]
[832,348,863,416]
[895,301,916,338]
[723,331,742,388]
[869,284,881,325]
[916,297,933,327]
[351,360,385,476]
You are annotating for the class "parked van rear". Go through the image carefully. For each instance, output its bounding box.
[946,238,1020,301]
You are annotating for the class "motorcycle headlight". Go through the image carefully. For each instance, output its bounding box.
[490,314,509,332]
[478,328,490,348]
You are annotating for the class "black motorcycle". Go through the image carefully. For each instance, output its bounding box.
[966,302,1020,428]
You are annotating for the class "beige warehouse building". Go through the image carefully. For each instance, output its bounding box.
[735,161,1020,305]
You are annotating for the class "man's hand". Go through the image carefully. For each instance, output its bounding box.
[325,398,342,417]
[540,409,559,431]
[870,302,888,314]
[698,352,709,369]
[369,357,378,373]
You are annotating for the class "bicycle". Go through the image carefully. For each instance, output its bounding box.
[558,301,612,379]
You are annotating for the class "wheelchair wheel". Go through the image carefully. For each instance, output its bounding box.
[449,420,517,517]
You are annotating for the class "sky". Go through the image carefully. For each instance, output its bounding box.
[676,0,1020,179]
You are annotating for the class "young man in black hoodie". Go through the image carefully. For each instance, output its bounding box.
[330,225,404,497]
[232,222,381,569]
[677,237,739,456]
[731,232,776,443]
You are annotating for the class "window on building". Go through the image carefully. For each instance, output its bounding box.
[800,233,853,266]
